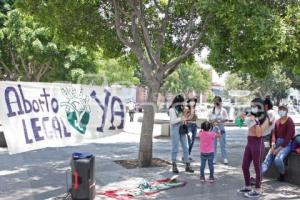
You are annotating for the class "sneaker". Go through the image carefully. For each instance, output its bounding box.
[223,158,228,165]
[244,190,261,198]
[200,176,205,182]
[237,187,252,193]
[189,156,193,161]
[209,176,215,183]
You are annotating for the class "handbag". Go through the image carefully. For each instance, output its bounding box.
[179,124,189,135]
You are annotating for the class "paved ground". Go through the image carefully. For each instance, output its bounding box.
[0,115,300,200]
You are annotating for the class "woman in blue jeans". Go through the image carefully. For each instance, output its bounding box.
[208,96,229,164]
[261,105,295,181]
[186,98,198,158]
[169,95,194,174]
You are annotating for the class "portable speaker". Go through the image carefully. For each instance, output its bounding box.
[71,152,96,200]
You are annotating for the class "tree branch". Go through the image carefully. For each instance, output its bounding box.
[0,60,12,74]
[136,1,159,68]
[9,47,20,71]
[112,0,135,49]
[155,0,172,63]
[153,0,164,13]
[36,61,51,81]
[163,13,212,79]
[181,6,197,52]
[19,55,30,80]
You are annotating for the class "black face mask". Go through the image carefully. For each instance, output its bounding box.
[215,102,220,107]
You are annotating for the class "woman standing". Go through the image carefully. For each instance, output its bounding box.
[186,98,198,158]
[263,97,276,146]
[169,95,194,174]
[208,96,229,164]
[238,98,269,198]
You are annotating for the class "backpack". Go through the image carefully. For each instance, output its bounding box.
[292,135,300,154]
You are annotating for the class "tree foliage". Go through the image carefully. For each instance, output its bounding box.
[198,0,300,79]
[0,6,99,81]
[225,65,292,105]
[162,62,211,95]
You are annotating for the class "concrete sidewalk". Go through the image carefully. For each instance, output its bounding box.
[0,127,300,200]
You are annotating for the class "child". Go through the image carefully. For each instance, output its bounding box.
[199,121,220,183]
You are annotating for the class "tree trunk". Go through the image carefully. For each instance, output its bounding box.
[138,83,159,167]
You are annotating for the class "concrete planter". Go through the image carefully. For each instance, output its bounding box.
[264,148,300,186]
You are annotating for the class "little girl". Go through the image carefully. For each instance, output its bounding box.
[199,121,220,183]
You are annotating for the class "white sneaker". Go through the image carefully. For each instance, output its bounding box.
[223,158,228,165]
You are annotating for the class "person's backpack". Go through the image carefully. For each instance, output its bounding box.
[292,135,300,154]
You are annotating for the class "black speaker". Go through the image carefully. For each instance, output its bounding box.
[71,152,96,200]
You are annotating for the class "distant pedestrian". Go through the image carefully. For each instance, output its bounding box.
[199,121,221,183]
[208,96,229,164]
[169,95,194,174]
[127,100,135,122]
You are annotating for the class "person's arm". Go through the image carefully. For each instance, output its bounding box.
[169,108,182,125]
[281,118,295,148]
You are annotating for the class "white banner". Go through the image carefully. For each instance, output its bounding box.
[0,81,126,154]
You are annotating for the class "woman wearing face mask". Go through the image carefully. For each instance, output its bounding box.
[208,96,229,164]
[185,98,198,159]
[261,105,295,181]
[238,98,269,198]
[169,95,194,174]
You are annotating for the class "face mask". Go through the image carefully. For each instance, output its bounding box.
[190,101,196,106]
[251,107,258,114]
[215,102,220,107]
[278,110,287,117]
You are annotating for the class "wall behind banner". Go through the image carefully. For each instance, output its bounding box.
[0,81,126,154]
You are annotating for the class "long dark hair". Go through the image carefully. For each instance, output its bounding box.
[251,97,268,124]
[169,95,185,113]
[264,96,273,111]
[212,96,222,114]
[187,97,197,110]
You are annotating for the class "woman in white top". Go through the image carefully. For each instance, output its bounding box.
[208,96,229,164]
[169,95,194,174]
[263,97,276,145]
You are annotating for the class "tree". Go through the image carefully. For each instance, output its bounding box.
[225,65,292,105]
[198,1,300,77]
[17,0,213,167]
[0,8,99,82]
[162,62,211,97]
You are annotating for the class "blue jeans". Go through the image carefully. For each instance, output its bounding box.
[213,125,227,160]
[187,123,197,155]
[262,138,292,174]
[171,123,190,163]
[200,152,214,177]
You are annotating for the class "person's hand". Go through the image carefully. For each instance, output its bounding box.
[270,147,275,155]
[240,112,246,120]
[215,133,221,138]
